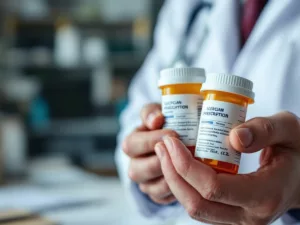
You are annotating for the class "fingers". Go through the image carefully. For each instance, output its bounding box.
[162,136,254,207]
[230,111,300,153]
[155,141,243,224]
[163,137,235,205]
[163,137,217,189]
[128,155,162,183]
[162,137,287,209]
[123,129,178,158]
[139,177,172,199]
[149,194,177,205]
[140,103,165,130]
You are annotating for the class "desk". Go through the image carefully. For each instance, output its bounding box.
[0,158,173,225]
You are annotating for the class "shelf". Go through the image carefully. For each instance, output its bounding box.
[14,17,133,33]
[2,51,145,69]
[110,52,145,68]
[22,65,92,80]
[30,116,119,138]
[1,51,145,80]
[91,104,117,116]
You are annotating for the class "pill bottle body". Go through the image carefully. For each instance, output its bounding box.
[195,74,254,175]
[159,68,206,154]
[160,83,203,153]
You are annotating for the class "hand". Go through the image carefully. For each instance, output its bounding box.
[123,103,178,205]
[155,111,300,224]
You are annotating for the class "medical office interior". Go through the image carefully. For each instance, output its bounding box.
[0,0,168,224]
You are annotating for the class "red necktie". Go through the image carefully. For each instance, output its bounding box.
[241,0,267,46]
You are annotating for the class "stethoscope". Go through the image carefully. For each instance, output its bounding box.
[171,0,271,68]
[170,1,213,67]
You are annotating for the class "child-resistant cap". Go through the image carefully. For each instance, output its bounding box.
[158,68,206,87]
[202,73,255,100]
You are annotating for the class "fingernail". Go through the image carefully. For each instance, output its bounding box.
[147,111,160,127]
[163,136,173,151]
[234,128,253,148]
[155,143,165,159]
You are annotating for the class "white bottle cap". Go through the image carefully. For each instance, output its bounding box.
[201,73,255,100]
[158,68,206,87]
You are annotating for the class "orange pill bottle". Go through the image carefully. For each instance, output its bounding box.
[195,73,255,174]
[159,68,206,154]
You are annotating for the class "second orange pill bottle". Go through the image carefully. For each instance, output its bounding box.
[159,68,255,174]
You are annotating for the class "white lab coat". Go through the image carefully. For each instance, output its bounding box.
[115,0,300,224]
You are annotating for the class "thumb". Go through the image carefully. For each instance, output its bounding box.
[229,111,300,153]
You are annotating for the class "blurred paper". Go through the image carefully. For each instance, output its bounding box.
[0,210,56,225]
[1,217,56,225]
[0,186,100,212]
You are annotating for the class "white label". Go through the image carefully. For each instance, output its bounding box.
[162,94,203,146]
[195,100,247,165]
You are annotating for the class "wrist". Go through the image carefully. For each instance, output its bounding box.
[293,157,300,209]
[288,190,300,221]
[296,198,300,209]
[294,181,300,209]
[294,183,300,209]
[297,168,300,208]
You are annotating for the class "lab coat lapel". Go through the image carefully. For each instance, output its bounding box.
[233,0,294,74]
[196,0,240,73]
[234,0,299,175]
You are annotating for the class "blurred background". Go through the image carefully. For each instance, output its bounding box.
[0,0,167,224]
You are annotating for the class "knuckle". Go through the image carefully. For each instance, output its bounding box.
[151,181,170,198]
[142,140,151,153]
[282,111,298,121]
[147,136,161,152]
[281,111,300,144]
[150,197,161,205]
[187,202,200,219]
[150,196,172,205]
[139,184,147,193]
[282,111,300,128]
[128,169,136,181]
[187,200,206,220]
[163,198,176,205]
[251,117,275,137]
[236,208,250,225]
[122,137,130,155]
[128,163,138,181]
[123,133,134,156]
[178,162,191,178]
[177,160,192,178]
[140,134,156,153]
[147,157,161,176]
[260,118,275,136]
[160,180,171,195]
[202,177,222,201]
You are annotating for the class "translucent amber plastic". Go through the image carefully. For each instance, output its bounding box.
[196,90,253,174]
[160,83,203,153]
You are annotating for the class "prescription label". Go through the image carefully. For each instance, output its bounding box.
[195,100,247,165]
[162,94,203,146]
